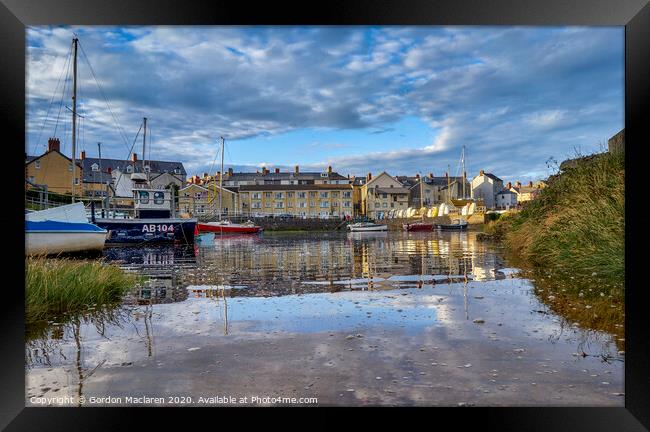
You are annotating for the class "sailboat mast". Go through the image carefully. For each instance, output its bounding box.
[219,136,225,221]
[142,117,147,180]
[462,145,466,199]
[447,164,451,203]
[71,37,78,202]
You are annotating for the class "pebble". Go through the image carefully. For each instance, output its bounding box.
[473,318,485,324]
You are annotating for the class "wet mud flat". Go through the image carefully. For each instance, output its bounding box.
[26,278,623,407]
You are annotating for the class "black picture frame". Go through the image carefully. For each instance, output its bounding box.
[2,0,648,429]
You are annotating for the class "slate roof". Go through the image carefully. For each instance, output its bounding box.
[484,173,503,182]
[80,157,186,183]
[223,171,349,182]
[497,189,517,195]
[238,184,352,192]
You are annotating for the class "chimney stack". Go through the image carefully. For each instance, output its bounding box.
[528,181,533,187]
[80,150,86,160]
[507,182,512,189]
[131,153,138,162]
[429,172,433,179]
[275,168,280,174]
[327,165,332,174]
[516,181,521,188]
[479,169,484,176]
[228,167,233,176]
[415,173,420,179]
[367,172,372,181]
[295,165,300,174]
[47,137,60,153]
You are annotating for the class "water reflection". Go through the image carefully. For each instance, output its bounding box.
[103,231,509,299]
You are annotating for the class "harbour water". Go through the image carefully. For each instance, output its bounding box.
[25,231,624,406]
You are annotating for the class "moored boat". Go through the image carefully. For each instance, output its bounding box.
[25,202,107,255]
[434,219,468,231]
[403,222,434,232]
[197,220,262,234]
[347,222,388,232]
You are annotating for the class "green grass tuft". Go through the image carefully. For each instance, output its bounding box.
[25,257,139,325]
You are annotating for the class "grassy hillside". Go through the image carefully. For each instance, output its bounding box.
[491,150,624,287]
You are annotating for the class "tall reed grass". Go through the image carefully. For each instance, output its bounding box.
[25,257,138,325]
[502,150,624,288]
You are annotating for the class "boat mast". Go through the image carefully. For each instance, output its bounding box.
[420,173,424,220]
[71,37,78,203]
[447,164,451,203]
[219,136,225,221]
[462,145,466,199]
[142,117,147,181]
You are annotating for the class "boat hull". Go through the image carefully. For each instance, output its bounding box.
[403,223,433,232]
[25,220,108,255]
[95,218,197,244]
[348,225,388,232]
[197,223,262,234]
[434,223,468,231]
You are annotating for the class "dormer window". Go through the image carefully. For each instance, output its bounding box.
[35,161,41,169]
[144,165,151,173]
[174,168,181,175]
[126,165,133,173]
[320,173,328,177]
[91,163,99,172]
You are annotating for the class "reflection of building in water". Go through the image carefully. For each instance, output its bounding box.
[128,274,189,305]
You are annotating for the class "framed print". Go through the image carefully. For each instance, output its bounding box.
[1,0,648,429]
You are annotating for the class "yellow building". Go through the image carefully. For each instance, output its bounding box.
[25,138,82,196]
[237,184,354,217]
[360,172,410,219]
[178,182,236,217]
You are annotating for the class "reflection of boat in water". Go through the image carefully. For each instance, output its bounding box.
[347,230,388,240]
[347,222,388,232]
[435,219,468,231]
[25,203,107,255]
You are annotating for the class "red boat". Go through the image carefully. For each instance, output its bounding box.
[403,222,434,232]
[197,220,263,234]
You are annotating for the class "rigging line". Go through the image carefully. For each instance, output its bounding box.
[77,39,131,153]
[31,45,72,156]
[112,122,144,197]
[53,47,73,140]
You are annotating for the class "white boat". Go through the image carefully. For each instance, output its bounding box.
[347,222,388,232]
[25,203,108,255]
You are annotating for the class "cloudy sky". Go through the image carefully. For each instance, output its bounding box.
[26,26,623,183]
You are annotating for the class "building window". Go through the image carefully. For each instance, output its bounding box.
[28,176,35,183]
[320,202,329,208]
[144,165,151,173]
[275,202,285,209]
[382,202,388,208]
[154,192,164,205]
[343,191,351,198]
[126,165,133,173]
[374,203,381,208]
[343,201,351,207]
[68,163,73,172]
[252,192,261,199]
[91,163,99,172]
[382,193,387,198]
[275,192,284,199]
[298,201,307,208]
[35,161,41,169]
[74,178,79,185]
[298,192,306,198]
[138,191,150,204]
[310,192,317,198]
[252,202,261,209]
[265,192,271,198]
[320,192,329,198]
[174,168,181,174]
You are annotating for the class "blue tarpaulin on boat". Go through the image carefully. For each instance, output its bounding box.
[25,220,106,232]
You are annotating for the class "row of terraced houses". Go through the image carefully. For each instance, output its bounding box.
[26,138,545,219]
